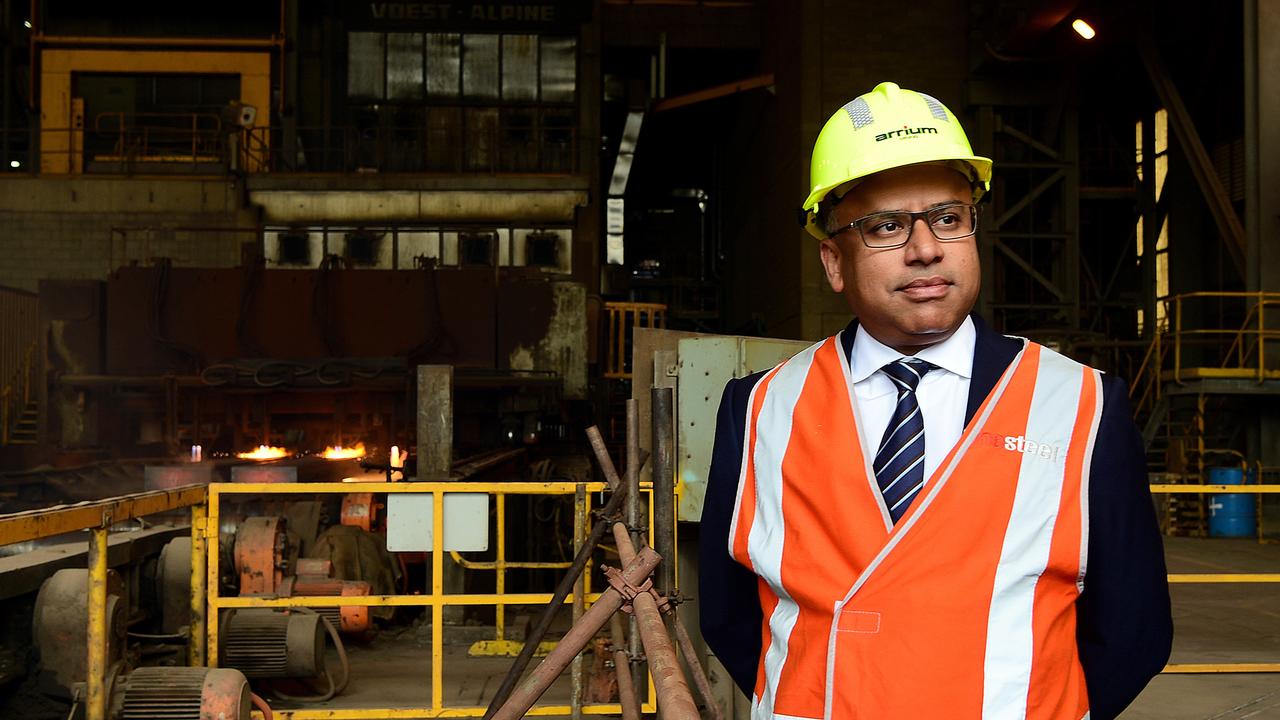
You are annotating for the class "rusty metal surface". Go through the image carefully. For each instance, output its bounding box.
[157,536,192,634]
[496,279,587,399]
[233,516,285,595]
[39,279,105,452]
[144,463,214,490]
[673,610,725,720]
[33,567,126,694]
[339,492,376,531]
[610,529,698,720]
[119,666,251,720]
[104,265,496,375]
[610,613,641,720]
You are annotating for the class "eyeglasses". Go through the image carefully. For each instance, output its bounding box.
[835,202,979,249]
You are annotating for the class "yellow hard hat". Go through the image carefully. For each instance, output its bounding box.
[800,82,992,240]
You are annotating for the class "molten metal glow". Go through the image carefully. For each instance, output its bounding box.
[1071,18,1096,40]
[323,442,367,460]
[237,445,288,461]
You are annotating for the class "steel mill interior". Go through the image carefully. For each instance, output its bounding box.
[1,1,1279,719]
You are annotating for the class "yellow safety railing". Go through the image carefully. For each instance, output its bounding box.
[604,302,667,379]
[0,486,210,720]
[1130,292,1280,414]
[1151,483,1280,673]
[449,490,576,657]
[206,481,658,719]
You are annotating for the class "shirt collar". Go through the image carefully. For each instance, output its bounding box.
[848,315,976,384]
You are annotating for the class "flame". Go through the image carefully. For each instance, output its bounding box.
[237,445,289,461]
[322,442,366,460]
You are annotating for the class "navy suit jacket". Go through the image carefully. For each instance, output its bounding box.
[697,315,1173,720]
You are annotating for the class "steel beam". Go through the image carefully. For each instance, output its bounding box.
[1138,32,1247,275]
[0,485,207,546]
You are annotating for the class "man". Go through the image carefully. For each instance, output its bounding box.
[698,82,1172,719]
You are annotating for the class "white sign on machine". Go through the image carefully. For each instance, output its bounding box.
[386,493,490,552]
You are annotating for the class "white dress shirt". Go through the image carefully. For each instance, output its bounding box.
[849,316,975,482]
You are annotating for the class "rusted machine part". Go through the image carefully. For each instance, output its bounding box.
[340,492,377,531]
[610,525,701,720]
[610,613,641,720]
[157,536,192,634]
[117,666,252,720]
[489,548,662,720]
[234,517,286,595]
[220,609,325,679]
[281,576,373,634]
[482,426,638,720]
[33,568,127,694]
[295,558,332,576]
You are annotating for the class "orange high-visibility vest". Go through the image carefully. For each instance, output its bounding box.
[729,334,1102,720]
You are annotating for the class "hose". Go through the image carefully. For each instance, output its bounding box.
[250,692,274,720]
[269,610,350,703]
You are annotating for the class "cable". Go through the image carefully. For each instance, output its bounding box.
[269,610,350,703]
[250,692,274,720]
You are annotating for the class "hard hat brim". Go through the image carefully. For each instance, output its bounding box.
[801,155,993,240]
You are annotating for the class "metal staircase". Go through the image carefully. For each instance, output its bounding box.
[1130,292,1280,536]
[1,342,38,447]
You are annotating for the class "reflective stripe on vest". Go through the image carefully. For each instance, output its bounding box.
[729,333,1102,720]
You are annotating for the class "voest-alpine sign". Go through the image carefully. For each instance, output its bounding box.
[347,1,591,32]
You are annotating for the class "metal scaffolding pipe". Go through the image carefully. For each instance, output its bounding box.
[570,485,587,720]
[483,426,635,719]
[611,525,699,720]
[652,387,676,594]
[610,613,642,720]
[673,611,726,720]
[625,399,644,698]
[489,548,662,720]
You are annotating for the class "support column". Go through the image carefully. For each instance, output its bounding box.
[416,365,452,480]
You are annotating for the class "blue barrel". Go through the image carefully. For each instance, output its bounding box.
[1208,466,1256,538]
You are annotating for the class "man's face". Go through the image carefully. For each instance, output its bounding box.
[818,163,980,353]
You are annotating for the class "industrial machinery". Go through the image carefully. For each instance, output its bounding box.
[34,568,129,695]
[115,667,252,720]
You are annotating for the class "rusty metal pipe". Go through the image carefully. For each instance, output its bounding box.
[625,399,645,698]
[570,485,586,720]
[673,612,725,720]
[483,429,635,719]
[652,387,676,594]
[610,614,641,720]
[489,548,662,720]
[613,529,699,720]
[613,521,723,720]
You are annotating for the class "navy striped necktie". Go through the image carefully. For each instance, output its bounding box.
[874,358,937,523]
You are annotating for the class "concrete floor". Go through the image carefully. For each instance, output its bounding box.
[1122,536,1280,719]
[257,535,1280,719]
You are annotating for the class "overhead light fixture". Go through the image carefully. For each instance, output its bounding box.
[1071,18,1096,40]
[8,160,18,169]
[22,19,31,28]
